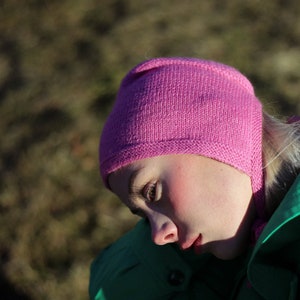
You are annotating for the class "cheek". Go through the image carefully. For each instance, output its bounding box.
[166,174,200,222]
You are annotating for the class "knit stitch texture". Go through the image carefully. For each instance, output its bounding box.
[99,57,265,218]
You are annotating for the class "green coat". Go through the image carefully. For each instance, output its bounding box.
[89,176,300,299]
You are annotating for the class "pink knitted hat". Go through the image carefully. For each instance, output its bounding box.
[100,57,265,218]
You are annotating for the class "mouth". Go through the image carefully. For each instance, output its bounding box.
[179,234,202,254]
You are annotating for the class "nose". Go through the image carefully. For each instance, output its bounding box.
[148,213,178,245]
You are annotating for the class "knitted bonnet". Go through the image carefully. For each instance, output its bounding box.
[99,57,265,218]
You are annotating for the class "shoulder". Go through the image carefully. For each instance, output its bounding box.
[247,175,300,299]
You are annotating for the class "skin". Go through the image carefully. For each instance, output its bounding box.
[108,154,256,260]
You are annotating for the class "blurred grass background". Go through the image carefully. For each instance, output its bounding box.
[0,0,299,299]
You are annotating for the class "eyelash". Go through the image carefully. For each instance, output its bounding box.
[142,181,161,202]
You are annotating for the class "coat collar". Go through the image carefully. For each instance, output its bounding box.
[248,175,300,299]
[252,174,300,254]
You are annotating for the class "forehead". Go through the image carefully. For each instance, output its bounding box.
[108,153,227,189]
[107,154,190,192]
[108,156,160,186]
[107,156,165,200]
[107,160,144,202]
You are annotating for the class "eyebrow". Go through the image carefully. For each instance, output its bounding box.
[126,166,148,218]
[128,167,143,196]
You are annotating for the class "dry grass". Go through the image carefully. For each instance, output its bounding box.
[0,0,299,299]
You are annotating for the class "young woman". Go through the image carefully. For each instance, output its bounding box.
[89,57,300,299]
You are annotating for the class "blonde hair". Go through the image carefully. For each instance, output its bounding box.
[262,112,300,216]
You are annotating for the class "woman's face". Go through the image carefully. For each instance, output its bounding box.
[108,154,255,260]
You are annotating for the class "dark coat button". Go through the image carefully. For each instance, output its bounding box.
[168,270,185,286]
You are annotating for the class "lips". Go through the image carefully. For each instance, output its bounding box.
[178,240,194,251]
[179,234,202,253]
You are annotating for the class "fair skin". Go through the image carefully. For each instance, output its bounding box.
[108,154,256,260]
